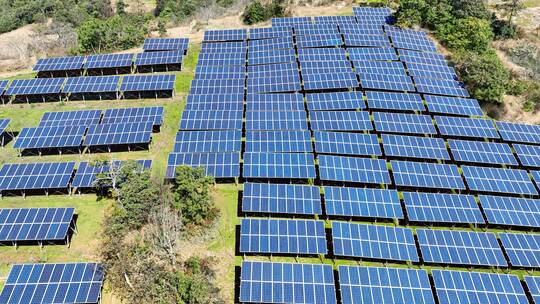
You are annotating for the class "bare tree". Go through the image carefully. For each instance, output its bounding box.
[147,203,183,266]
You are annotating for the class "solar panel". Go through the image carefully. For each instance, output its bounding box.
[338,266,435,304]
[391,35,437,53]
[38,110,101,127]
[391,160,465,189]
[526,276,540,304]
[353,6,391,16]
[240,218,327,255]
[514,144,540,167]
[499,233,540,268]
[365,91,424,111]
[314,15,357,24]
[200,41,246,53]
[398,48,444,62]
[479,195,540,228]
[271,16,313,26]
[373,112,436,135]
[248,48,296,65]
[33,56,85,72]
[417,229,506,266]
[246,111,308,131]
[166,152,240,178]
[382,134,450,160]
[242,182,322,215]
[318,155,390,184]
[341,24,385,36]
[406,63,458,80]
[403,192,484,224]
[448,139,517,165]
[186,93,244,103]
[462,165,537,195]
[0,80,9,93]
[84,53,134,69]
[310,111,372,131]
[84,122,152,146]
[348,47,398,61]
[6,78,65,96]
[306,92,365,111]
[324,186,402,219]
[174,130,241,153]
[424,95,483,116]
[0,207,75,242]
[72,160,152,188]
[359,73,415,92]
[142,37,189,51]
[248,37,294,51]
[203,29,247,42]
[497,121,540,144]
[0,119,10,137]
[0,262,104,304]
[248,64,298,80]
[354,60,408,76]
[435,116,499,139]
[246,93,303,111]
[196,65,246,76]
[14,126,85,150]
[249,26,294,39]
[243,152,316,179]
[135,50,183,66]
[239,261,336,304]
[102,106,164,127]
[314,131,381,156]
[294,24,339,35]
[179,110,243,130]
[344,33,391,47]
[414,77,469,97]
[246,131,312,153]
[120,74,175,92]
[183,101,243,112]
[296,34,344,48]
[356,15,392,24]
[0,162,75,191]
[298,48,347,62]
[301,61,353,75]
[432,270,527,304]
[190,78,244,95]
[247,75,301,94]
[62,76,120,94]
[332,222,418,262]
[303,72,359,91]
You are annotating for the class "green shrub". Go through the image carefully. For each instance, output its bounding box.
[173,166,217,227]
[506,78,528,96]
[436,17,494,53]
[242,0,285,25]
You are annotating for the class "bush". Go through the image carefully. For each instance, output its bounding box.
[455,50,509,103]
[174,166,217,226]
[395,0,427,28]
[242,0,285,25]
[492,19,518,39]
[436,17,494,53]
[506,78,528,96]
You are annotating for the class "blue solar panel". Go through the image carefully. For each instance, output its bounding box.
[166,152,240,178]
[332,222,418,262]
[526,276,540,304]
[415,77,469,97]
[14,126,85,150]
[190,78,244,95]
[246,93,303,111]
[298,48,348,62]
[246,111,308,131]
[195,65,245,76]
[306,92,365,111]
[62,76,119,94]
[249,26,294,39]
[480,195,540,228]
[85,122,152,146]
[296,34,344,48]
[84,53,134,69]
[391,160,465,190]
[271,16,313,26]
[120,74,175,92]
[324,186,402,219]
[514,144,540,167]
[6,78,65,96]
[301,61,353,74]
[240,218,327,255]
[417,229,507,267]
[382,134,450,160]
[449,139,517,165]
[432,270,527,304]
[391,35,437,53]
[499,233,540,268]
[174,131,241,153]
[0,162,75,191]
[184,101,243,112]
[239,261,336,304]
[344,34,391,47]
[406,63,458,80]
[319,155,390,184]
[102,106,163,127]
[294,24,339,35]
[354,60,407,76]
[33,56,85,72]
[463,165,537,195]
[0,262,104,304]
[341,24,385,35]
[303,72,358,90]
[135,50,183,66]
[310,111,372,131]
[200,41,246,53]
[365,91,424,111]
[348,47,397,61]
[497,121,540,144]
[242,182,322,215]
[247,75,301,94]
[373,112,436,135]
[338,266,435,304]
[246,131,312,153]
[403,192,484,224]
[142,37,189,51]
[248,48,296,65]
[248,37,294,51]
[353,6,391,16]
[203,29,247,42]
[356,15,393,24]
[314,15,357,24]
[243,153,316,179]
[424,95,483,117]
[314,131,381,156]
[435,116,499,139]
[0,119,10,136]
[360,73,415,92]
[247,62,297,78]
[398,49,445,63]
[72,160,151,188]
[0,207,75,242]
[179,110,243,130]
[38,110,101,127]
[186,93,244,103]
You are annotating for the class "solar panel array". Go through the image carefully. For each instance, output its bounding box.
[0,207,75,242]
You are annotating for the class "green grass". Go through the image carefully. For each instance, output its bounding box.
[524,0,540,8]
